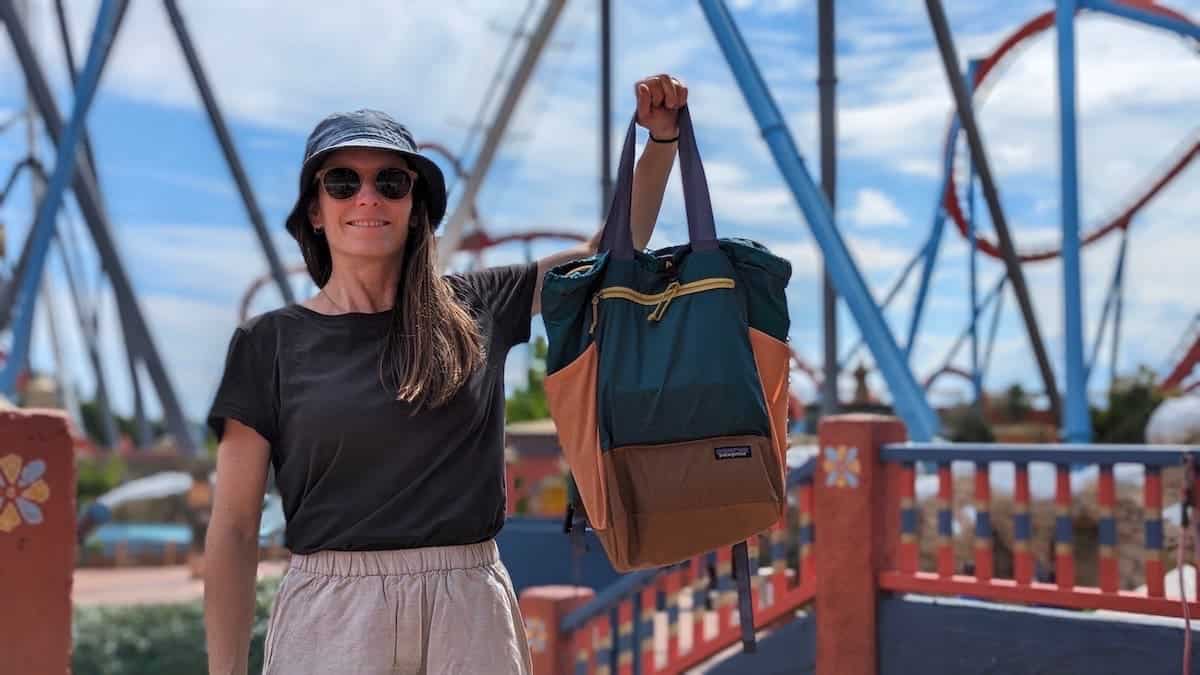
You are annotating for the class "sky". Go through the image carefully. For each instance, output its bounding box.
[0,0,1197,433]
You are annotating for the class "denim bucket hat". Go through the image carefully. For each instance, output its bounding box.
[285,109,448,237]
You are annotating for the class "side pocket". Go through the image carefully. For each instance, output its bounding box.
[749,327,791,500]
[543,342,609,530]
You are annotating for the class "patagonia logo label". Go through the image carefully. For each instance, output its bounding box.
[714,445,752,460]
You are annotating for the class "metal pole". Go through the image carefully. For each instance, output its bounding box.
[1055,0,1091,442]
[0,2,201,453]
[981,281,1006,379]
[162,0,294,305]
[1086,232,1126,379]
[966,60,982,408]
[818,0,839,415]
[935,275,1007,377]
[439,0,567,266]
[53,0,102,199]
[698,0,939,441]
[54,229,120,447]
[906,115,957,359]
[51,0,147,446]
[839,244,925,370]
[600,0,613,214]
[924,0,1063,426]
[1109,233,1126,390]
[0,0,126,396]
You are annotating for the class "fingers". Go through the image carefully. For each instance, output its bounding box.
[635,74,688,111]
[657,74,677,109]
[637,82,652,121]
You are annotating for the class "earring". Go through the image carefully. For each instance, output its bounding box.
[314,226,325,236]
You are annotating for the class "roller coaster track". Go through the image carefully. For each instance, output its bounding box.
[942,3,1199,264]
[935,2,1200,396]
[1162,313,1200,391]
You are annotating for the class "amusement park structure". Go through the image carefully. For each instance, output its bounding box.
[0,0,1196,455]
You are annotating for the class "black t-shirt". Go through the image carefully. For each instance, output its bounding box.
[206,263,539,554]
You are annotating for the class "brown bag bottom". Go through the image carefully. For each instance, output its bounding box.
[592,433,785,571]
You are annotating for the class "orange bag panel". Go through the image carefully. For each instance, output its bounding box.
[749,327,791,479]
[543,342,609,530]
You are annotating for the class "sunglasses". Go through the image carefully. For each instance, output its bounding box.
[315,166,417,201]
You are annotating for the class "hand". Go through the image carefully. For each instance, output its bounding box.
[635,74,688,140]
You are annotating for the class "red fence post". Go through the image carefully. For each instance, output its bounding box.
[0,409,75,674]
[518,585,595,675]
[815,413,907,675]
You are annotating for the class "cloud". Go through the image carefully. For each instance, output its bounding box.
[849,188,910,228]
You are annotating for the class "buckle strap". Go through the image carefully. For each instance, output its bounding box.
[732,541,757,653]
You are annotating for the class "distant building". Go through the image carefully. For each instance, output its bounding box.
[504,418,568,518]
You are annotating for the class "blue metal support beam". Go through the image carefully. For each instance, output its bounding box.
[838,245,925,371]
[981,279,1006,380]
[1056,0,1092,442]
[965,60,983,408]
[1080,0,1200,41]
[905,129,954,362]
[1086,231,1127,381]
[698,0,939,441]
[0,0,126,395]
[1109,232,1126,389]
[933,275,1007,380]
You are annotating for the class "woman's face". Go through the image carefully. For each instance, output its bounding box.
[308,147,417,263]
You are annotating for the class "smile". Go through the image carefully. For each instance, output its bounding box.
[346,220,390,228]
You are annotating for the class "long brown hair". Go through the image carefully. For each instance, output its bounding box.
[294,181,486,411]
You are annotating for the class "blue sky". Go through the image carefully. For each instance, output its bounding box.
[0,0,1197,428]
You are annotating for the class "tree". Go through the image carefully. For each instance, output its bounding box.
[1091,365,1164,443]
[944,404,996,442]
[1004,383,1032,422]
[79,398,167,448]
[505,336,550,422]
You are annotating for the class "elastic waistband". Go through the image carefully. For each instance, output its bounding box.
[288,539,499,577]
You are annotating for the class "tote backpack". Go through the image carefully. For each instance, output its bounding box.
[540,107,793,649]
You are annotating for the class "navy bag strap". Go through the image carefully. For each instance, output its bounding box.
[732,541,758,652]
[598,106,719,260]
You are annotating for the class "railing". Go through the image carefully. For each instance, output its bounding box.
[521,458,817,675]
[520,415,1200,675]
[880,442,1195,617]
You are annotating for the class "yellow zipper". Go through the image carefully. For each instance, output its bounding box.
[589,277,735,333]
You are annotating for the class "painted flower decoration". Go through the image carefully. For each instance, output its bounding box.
[0,454,51,533]
[525,617,547,654]
[823,446,861,489]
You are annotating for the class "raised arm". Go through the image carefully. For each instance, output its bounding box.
[531,74,688,317]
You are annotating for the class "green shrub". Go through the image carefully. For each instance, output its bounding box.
[76,456,127,504]
[71,576,280,675]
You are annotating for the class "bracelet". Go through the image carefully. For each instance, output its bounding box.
[649,132,679,144]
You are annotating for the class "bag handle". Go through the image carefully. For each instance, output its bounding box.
[597,106,719,260]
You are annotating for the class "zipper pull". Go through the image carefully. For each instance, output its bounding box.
[648,282,681,322]
[589,293,600,334]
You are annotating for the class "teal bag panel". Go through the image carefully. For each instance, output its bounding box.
[540,105,792,457]
[541,252,609,375]
[593,246,770,451]
[718,238,792,343]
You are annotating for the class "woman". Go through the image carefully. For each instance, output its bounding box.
[203,73,688,675]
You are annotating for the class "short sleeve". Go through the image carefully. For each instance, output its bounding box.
[206,325,277,445]
[456,262,539,350]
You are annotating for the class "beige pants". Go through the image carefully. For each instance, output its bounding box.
[262,539,533,675]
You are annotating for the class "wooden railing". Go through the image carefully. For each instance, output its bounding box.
[880,442,1194,617]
